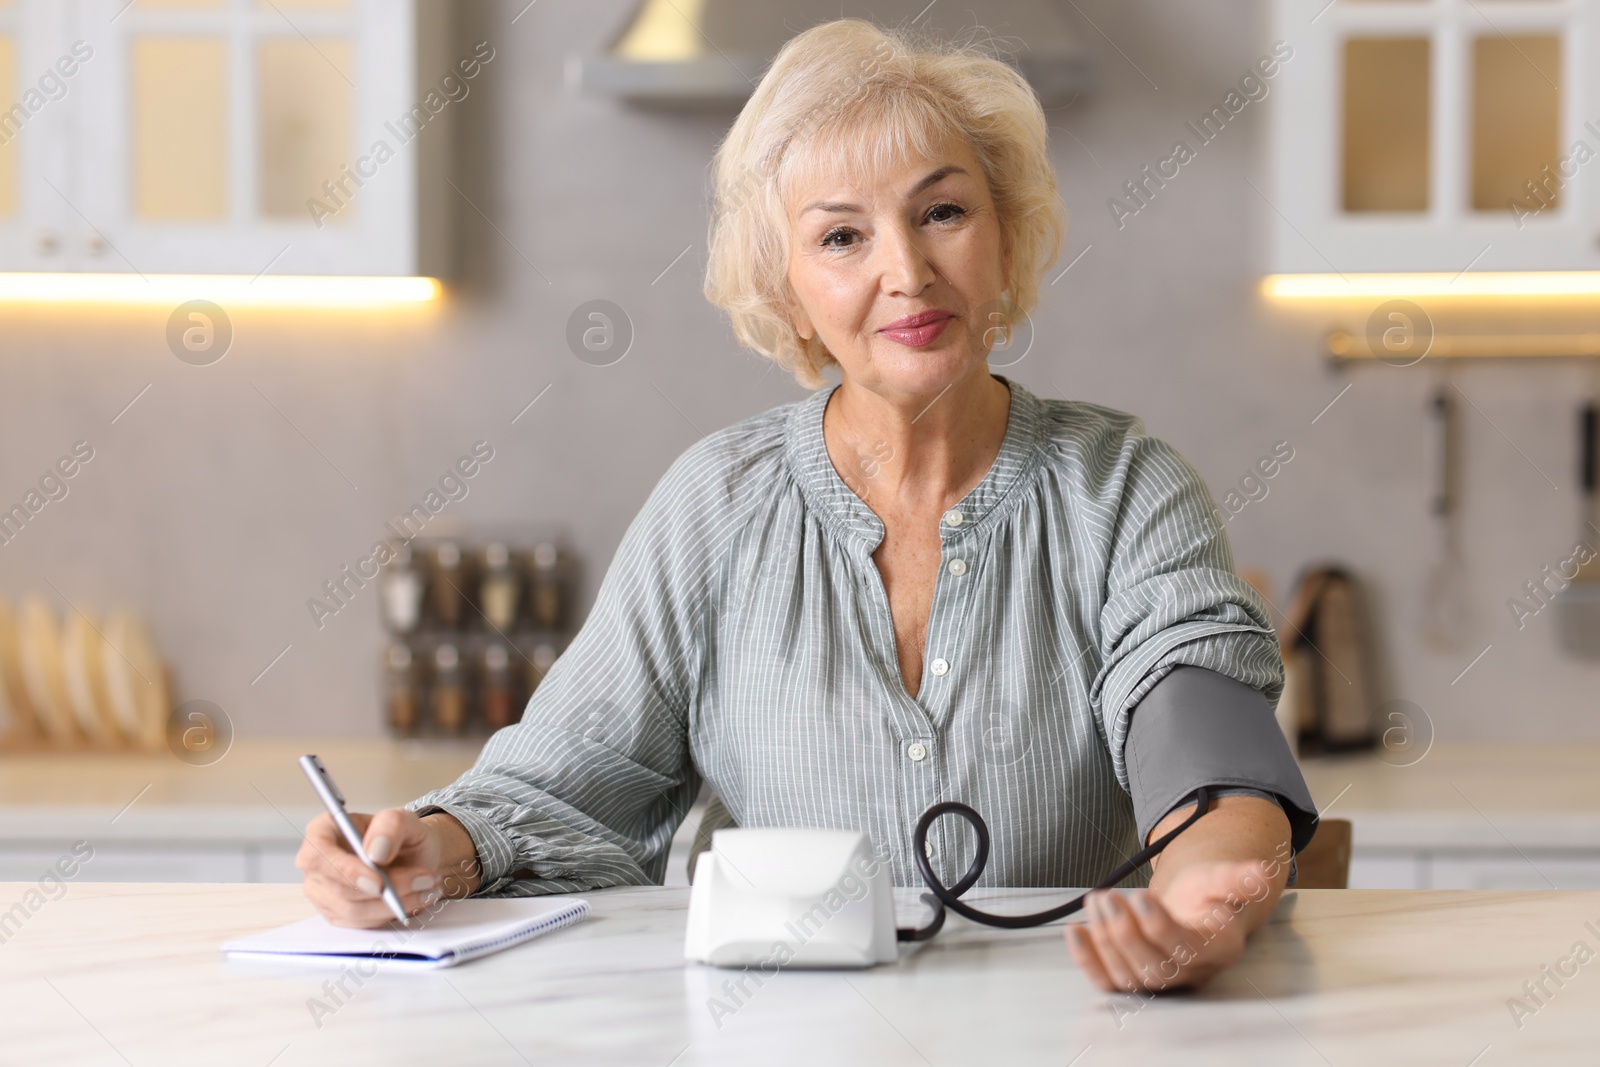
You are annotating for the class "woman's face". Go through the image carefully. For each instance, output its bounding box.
[783,129,1009,402]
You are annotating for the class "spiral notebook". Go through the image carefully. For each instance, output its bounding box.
[222,897,590,970]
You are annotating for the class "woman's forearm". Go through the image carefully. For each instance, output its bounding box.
[1066,793,1296,991]
[1145,794,1294,936]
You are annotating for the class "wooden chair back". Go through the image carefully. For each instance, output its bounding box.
[1294,818,1352,889]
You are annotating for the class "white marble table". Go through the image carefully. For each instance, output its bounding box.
[2,882,1596,1065]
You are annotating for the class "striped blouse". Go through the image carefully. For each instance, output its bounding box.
[410,377,1316,895]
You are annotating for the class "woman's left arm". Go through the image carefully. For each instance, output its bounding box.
[1074,421,1315,993]
[1066,793,1293,993]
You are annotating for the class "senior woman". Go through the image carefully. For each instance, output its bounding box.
[297,19,1317,994]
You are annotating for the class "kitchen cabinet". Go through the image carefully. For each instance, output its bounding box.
[0,740,701,888]
[1427,853,1600,889]
[0,739,478,883]
[1299,744,1600,889]
[1352,849,1600,889]
[0,0,451,277]
[3,741,1592,890]
[1269,0,1597,273]
[0,739,704,887]
[0,0,34,268]
[0,843,282,882]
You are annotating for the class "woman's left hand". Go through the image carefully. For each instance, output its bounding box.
[1064,859,1277,993]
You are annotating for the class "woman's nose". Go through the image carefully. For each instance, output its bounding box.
[875,226,938,295]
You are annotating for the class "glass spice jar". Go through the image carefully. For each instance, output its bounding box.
[430,541,467,629]
[479,542,521,632]
[529,641,559,694]
[480,643,519,731]
[432,642,466,734]
[530,542,564,629]
[383,642,418,736]
[378,543,426,634]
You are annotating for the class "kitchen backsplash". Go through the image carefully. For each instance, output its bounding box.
[0,0,1596,740]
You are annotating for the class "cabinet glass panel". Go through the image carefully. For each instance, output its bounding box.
[1342,37,1431,212]
[135,0,227,9]
[132,37,228,220]
[1471,34,1561,212]
[258,37,353,219]
[256,0,353,8]
[0,34,14,219]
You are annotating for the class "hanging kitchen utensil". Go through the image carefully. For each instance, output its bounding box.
[1422,384,1472,651]
[1556,400,1600,657]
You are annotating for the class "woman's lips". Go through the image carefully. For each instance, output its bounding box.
[878,314,953,347]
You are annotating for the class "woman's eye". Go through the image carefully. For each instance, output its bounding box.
[926,202,966,224]
[820,227,857,249]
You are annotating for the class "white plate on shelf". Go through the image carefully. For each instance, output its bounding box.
[0,597,35,740]
[63,609,121,746]
[0,601,29,742]
[103,610,167,750]
[17,597,79,745]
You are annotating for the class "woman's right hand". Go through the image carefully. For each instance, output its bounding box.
[296,807,481,928]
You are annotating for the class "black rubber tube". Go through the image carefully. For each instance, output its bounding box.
[896,786,1214,941]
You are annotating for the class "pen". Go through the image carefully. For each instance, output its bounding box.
[298,753,410,926]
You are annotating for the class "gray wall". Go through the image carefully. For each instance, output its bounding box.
[1,0,1594,743]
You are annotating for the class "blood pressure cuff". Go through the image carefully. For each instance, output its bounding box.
[1126,665,1320,879]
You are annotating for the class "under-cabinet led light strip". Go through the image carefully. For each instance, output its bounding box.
[1263,272,1600,299]
[0,273,442,307]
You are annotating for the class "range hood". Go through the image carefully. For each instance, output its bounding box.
[570,0,1097,110]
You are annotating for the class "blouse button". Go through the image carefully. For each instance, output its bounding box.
[907,741,929,762]
[942,509,964,528]
[929,658,950,677]
[947,558,967,577]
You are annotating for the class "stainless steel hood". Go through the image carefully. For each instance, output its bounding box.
[570,0,1097,110]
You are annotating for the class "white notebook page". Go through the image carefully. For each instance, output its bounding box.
[222,897,589,969]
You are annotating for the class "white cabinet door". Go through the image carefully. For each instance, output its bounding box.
[1270,0,1598,273]
[1,0,447,277]
[0,0,76,271]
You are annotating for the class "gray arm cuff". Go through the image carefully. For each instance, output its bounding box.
[1126,665,1319,857]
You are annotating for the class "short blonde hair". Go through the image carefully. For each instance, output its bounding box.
[703,18,1067,389]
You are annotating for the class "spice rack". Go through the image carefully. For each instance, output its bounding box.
[376,533,581,738]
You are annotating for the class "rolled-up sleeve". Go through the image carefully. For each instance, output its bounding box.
[407,440,740,896]
[1089,428,1316,851]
